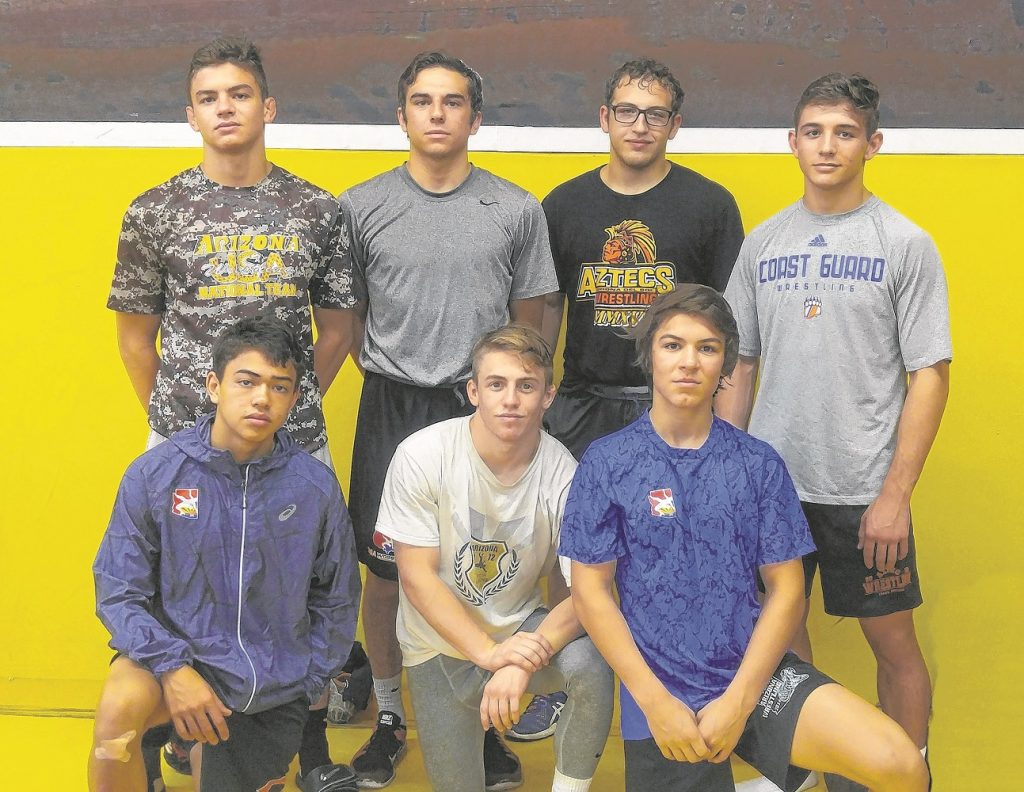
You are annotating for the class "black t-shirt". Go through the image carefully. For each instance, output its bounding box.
[543,164,743,387]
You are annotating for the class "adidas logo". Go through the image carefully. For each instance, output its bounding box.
[809,234,828,247]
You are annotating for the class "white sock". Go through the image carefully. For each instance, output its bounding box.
[552,769,591,792]
[372,673,405,722]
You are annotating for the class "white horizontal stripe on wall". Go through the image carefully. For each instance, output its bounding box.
[1,122,1022,154]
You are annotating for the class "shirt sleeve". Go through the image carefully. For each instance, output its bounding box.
[509,196,559,301]
[894,232,953,371]
[309,203,358,310]
[723,234,762,359]
[706,190,745,293]
[93,466,193,677]
[558,449,626,565]
[337,192,368,305]
[107,201,165,314]
[375,441,441,547]
[304,482,361,702]
[755,450,816,567]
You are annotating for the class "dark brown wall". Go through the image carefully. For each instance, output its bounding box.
[1,0,1021,126]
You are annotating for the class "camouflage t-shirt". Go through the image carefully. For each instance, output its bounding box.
[108,165,354,450]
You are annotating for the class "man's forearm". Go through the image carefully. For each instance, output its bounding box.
[540,292,565,352]
[312,307,356,394]
[115,312,162,411]
[571,564,667,711]
[398,557,497,665]
[533,596,584,655]
[722,562,805,714]
[879,361,950,501]
[714,355,759,430]
[510,294,547,332]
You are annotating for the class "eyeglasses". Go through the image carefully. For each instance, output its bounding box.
[610,104,674,127]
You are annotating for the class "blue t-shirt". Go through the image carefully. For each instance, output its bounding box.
[559,413,814,740]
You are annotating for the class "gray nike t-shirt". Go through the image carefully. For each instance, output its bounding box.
[340,165,558,386]
[724,196,952,503]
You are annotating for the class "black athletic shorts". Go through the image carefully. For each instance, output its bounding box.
[349,371,473,581]
[200,697,307,792]
[544,383,650,460]
[757,502,923,617]
[624,653,834,792]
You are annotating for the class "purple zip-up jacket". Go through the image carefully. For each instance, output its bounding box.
[94,414,360,714]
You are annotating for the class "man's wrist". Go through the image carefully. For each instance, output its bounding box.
[470,639,498,669]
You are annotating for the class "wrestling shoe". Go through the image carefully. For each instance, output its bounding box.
[297,762,359,792]
[484,726,523,791]
[505,691,567,741]
[351,711,407,788]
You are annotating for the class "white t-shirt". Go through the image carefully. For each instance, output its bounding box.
[377,416,577,667]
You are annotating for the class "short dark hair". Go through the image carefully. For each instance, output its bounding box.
[605,58,685,116]
[630,284,739,377]
[471,324,554,387]
[794,73,880,137]
[397,51,483,115]
[187,37,269,105]
[212,315,305,384]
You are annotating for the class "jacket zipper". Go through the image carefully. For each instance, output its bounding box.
[238,464,258,712]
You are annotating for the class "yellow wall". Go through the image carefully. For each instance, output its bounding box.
[1,147,1021,784]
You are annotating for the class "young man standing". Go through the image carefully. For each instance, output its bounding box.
[540,58,743,460]
[718,74,951,790]
[89,316,361,792]
[339,52,558,787]
[106,38,358,791]
[377,325,613,792]
[561,285,929,792]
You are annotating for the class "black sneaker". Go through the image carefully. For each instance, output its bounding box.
[483,727,523,791]
[162,732,195,775]
[297,762,360,792]
[351,711,407,788]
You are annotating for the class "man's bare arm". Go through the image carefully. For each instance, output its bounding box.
[696,558,805,762]
[394,542,553,673]
[509,295,547,332]
[540,291,565,352]
[571,560,709,762]
[713,354,759,430]
[312,307,356,394]
[860,360,950,572]
[115,312,162,411]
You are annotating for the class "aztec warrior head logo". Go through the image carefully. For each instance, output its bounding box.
[602,220,657,265]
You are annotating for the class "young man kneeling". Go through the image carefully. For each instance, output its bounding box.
[560,285,928,792]
[89,316,361,792]
[377,325,613,792]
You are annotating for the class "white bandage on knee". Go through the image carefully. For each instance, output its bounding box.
[94,729,137,762]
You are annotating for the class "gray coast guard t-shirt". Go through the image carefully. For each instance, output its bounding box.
[724,197,952,504]
[340,165,558,386]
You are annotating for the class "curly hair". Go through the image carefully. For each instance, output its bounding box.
[605,58,684,115]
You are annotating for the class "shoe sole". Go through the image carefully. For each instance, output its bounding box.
[354,743,407,789]
[484,779,524,792]
[504,722,556,742]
